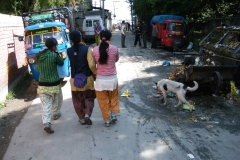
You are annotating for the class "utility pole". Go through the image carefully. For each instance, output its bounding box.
[113,1,120,20]
[102,0,105,27]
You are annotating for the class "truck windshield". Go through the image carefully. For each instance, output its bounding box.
[26,31,64,49]
[220,31,240,50]
[203,29,227,45]
[167,23,184,32]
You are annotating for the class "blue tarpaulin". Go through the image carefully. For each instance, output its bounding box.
[150,15,185,25]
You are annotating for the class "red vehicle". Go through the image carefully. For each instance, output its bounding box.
[150,15,186,50]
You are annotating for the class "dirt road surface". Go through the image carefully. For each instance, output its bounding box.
[1,30,240,160]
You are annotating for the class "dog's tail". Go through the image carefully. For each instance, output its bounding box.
[187,81,199,91]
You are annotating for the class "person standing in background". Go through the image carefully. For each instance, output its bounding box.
[94,21,102,45]
[141,20,148,48]
[134,21,142,47]
[127,22,131,31]
[150,22,158,49]
[121,20,127,48]
[67,31,96,125]
[36,38,64,134]
[92,29,120,127]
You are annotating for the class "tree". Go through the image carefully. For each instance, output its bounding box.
[0,0,85,15]
[127,0,240,22]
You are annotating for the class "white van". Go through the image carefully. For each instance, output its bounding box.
[82,15,104,41]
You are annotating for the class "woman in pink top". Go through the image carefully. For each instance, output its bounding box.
[92,29,120,127]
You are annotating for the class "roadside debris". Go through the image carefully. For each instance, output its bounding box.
[167,92,175,97]
[199,116,211,121]
[152,94,160,98]
[183,104,195,111]
[121,89,130,97]
[147,95,153,99]
[187,153,195,159]
[152,85,157,90]
[189,116,197,122]
[207,121,220,124]
[162,60,171,66]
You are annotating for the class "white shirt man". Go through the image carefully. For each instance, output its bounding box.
[121,21,127,48]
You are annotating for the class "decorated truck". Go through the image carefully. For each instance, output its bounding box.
[150,15,186,50]
[19,7,74,81]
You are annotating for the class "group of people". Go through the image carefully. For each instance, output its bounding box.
[120,20,159,49]
[133,20,158,49]
[36,29,120,134]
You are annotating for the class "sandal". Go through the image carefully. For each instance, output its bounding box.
[79,119,86,125]
[105,120,111,127]
[53,113,61,120]
[111,112,117,122]
[84,117,92,125]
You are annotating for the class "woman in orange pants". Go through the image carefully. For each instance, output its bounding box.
[92,29,120,127]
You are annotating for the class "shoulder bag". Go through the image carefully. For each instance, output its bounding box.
[71,48,87,88]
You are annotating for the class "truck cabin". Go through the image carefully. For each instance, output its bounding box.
[24,27,66,50]
[162,21,185,32]
[159,20,185,37]
[156,20,185,48]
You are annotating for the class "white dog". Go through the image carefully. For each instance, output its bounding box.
[157,79,198,111]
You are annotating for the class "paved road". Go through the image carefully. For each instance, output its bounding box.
[4,30,240,160]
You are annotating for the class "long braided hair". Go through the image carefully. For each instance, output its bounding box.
[99,29,112,64]
[69,31,82,54]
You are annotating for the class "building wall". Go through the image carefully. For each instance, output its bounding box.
[0,14,27,102]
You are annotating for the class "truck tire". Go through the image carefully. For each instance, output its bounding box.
[210,71,223,95]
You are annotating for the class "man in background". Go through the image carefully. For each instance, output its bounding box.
[141,20,148,48]
[126,22,131,31]
[133,21,142,47]
[94,21,102,45]
[121,20,127,48]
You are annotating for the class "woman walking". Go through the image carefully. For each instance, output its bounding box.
[92,29,120,127]
[36,38,64,134]
[67,31,96,125]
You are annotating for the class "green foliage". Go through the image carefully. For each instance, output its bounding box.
[0,73,31,111]
[128,0,240,22]
[0,92,15,111]
[0,102,7,110]
[0,0,69,15]
[6,91,15,100]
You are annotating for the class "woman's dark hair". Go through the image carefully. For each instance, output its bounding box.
[45,38,58,49]
[36,38,58,63]
[69,31,82,53]
[99,29,112,64]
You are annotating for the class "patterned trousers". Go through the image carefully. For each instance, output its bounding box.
[71,90,96,120]
[95,85,120,121]
[39,89,63,124]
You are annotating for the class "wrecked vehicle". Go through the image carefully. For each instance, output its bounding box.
[171,25,240,94]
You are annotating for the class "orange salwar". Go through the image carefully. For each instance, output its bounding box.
[95,85,120,121]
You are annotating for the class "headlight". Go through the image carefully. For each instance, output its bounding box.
[166,34,173,38]
[28,58,35,64]
[24,16,30,21]
[60,52,67,59]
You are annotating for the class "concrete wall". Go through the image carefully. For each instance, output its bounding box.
[0,14,27,102]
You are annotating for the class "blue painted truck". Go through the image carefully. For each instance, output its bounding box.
[20,8,73,81]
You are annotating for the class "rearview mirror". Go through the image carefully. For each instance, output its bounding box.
[18,36,24,41]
